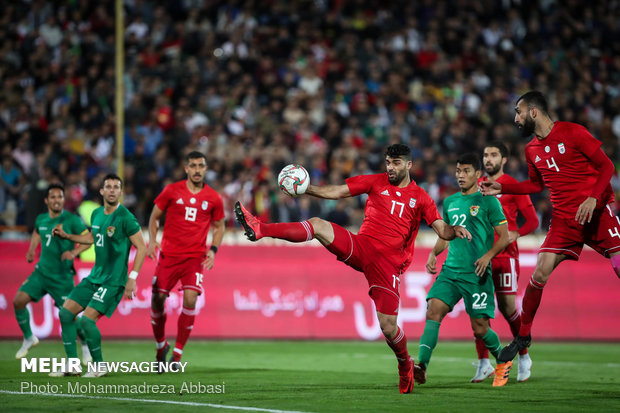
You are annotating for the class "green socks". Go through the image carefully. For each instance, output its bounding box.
[15,308,32,339]
[80,317,103,362]
[481,328,502,360]
[59,307,78,358]
[76,316,87,342]
[418,319,441,369]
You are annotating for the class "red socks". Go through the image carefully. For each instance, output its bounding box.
[173,306,197,361]
[260,221,314,242]
[151,309,167,347]
[386,327,410,365]
[475,336,489,359]
[519,276,546,337]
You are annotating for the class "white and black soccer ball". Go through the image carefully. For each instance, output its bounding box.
[278,164,310,197]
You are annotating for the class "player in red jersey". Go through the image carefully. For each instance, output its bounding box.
[147,151,225,368]
[234,144,471,394]
[480,91,620,364]
[471,141,539,383]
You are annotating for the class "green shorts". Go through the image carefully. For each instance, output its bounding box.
[427,269,495,319]
[19,269,75,307]
[68,277,124,318]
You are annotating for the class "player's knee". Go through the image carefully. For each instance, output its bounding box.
[308,217,325,234]
[151,293,167,309]
[471,320,489,338]
[378,317,397,338]
[59,307,75,325]
[425,303,445,322]
[13,293,28,310]
[532,268,550,284]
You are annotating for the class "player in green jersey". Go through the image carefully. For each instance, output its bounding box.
[52,173,147,377]
[415,153,513,387]
[13,183,91,360]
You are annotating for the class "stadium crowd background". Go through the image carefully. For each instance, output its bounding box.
[1,0,619,235]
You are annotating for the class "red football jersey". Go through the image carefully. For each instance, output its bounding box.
[524,121,614,220]
[346,173,442,269]
[479,174,537,259]
[154,180,225,257]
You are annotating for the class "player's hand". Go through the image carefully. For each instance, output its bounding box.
[474,255,491,277]
[52,224,68,239]
[575,197,597,225]
[202,250,215,270]
[26,250,35,263]
[508,230,520,243]
[124,278,137,300]
[426,253,438,274]
[61,250,76,261]
[146,241,160,260]
[454,225,472,241]
[480,181,502,196]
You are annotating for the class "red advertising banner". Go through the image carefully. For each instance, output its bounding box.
[1,240,619,340]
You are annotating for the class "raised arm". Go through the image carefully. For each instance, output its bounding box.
[52,224,94,245]
[147,205,164,260]
[481,161,544,196]
[305,184,351,200]
[430,219,472,241]
[61,230,93,261]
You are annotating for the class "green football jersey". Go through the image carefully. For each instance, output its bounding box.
[441,191,506,282]
[34,210,86,278]
[87,204,141,286]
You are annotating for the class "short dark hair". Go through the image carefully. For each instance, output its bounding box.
[102,173,123,189]
[517,91,549,115]
[46,183,64,197]
[385,144,412,161]
[485,141,509,158]
[186,151,207,164]
[456,152,481,171]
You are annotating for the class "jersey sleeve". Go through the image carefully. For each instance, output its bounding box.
[154,184,172,211]
[573,124,602,158]
[515,194,539,236]
[487,196,507,227]
[346,174,377,197]
[211,192,225,221]
[421,191,441,226]
[123,211,142,237]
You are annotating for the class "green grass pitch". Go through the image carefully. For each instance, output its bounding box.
[1,340,619,412]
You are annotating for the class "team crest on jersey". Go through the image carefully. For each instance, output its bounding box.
[202,200,209,210]
[409,198,416,208]
[469,206,480,216]
[106,226,115,237]
[558,143,565,154]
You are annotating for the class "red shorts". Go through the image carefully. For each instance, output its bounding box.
[491,257,519,295]
[152,253,205,295]
[325,223,401,315]
[541,205,620,260]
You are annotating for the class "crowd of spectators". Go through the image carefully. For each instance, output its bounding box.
[1,0,620,234]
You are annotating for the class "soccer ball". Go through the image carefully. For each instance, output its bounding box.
[278,164,310,197]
